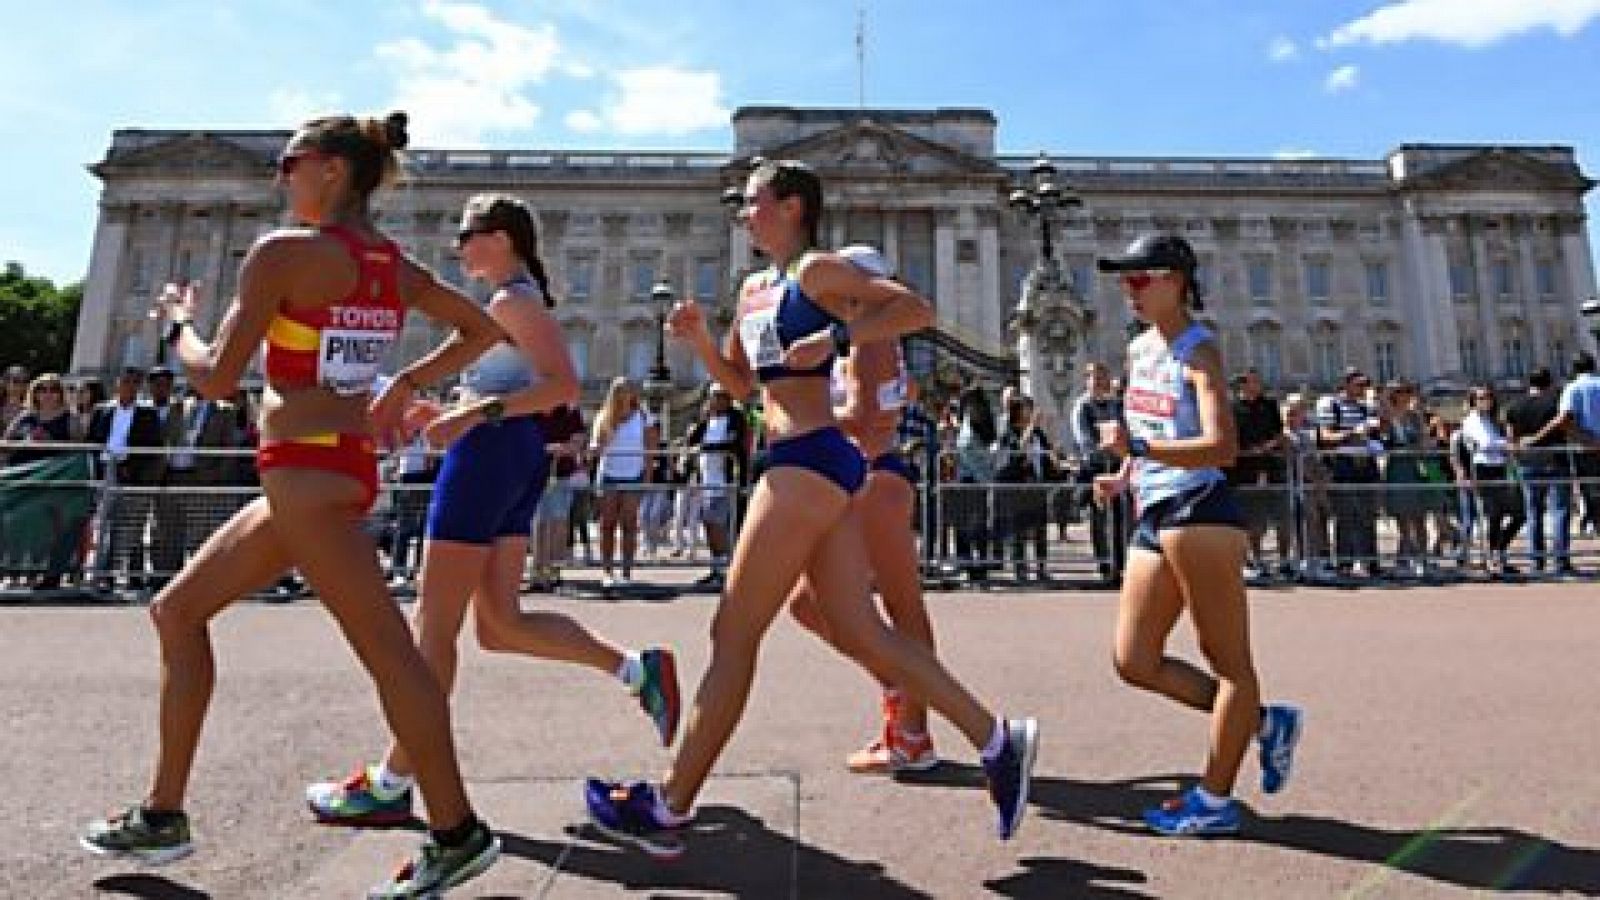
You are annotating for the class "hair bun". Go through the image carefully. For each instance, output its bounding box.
[383,111,410,150]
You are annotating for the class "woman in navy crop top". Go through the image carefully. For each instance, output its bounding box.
[584,160,1039,857]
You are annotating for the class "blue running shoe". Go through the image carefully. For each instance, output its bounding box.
[636,648,681,747]
[1144,786,1241,836]
[583,779,686,861]
[1257,704,1303,795]
[980,717,1038,840]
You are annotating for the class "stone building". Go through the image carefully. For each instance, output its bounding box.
[73,106,1598,406]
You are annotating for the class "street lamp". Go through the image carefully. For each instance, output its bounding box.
[1009,152,1081,291]
[645,279,675,439]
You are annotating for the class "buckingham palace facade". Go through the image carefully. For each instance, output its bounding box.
[72,105,1599,395]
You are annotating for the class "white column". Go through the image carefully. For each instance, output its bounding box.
[1514,217,1549,368]
[71,202,132,375]
[202,204,232,332]
[1469,217,1505,381]
[934,210,958,331]
[883,210,900,269]
[1559,215,1599,354]
[1398,209,1461,387]
[977,213,1002,347]
[829,215,846,253]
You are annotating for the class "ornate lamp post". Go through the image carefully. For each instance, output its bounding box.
[1007,153,1084,425]
[645,278,676,440]
[1009,153,1080,293]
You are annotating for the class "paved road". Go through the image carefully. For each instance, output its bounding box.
[4,582,1597,898]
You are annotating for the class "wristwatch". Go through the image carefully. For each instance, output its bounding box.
[830,321,852,357]
[480,398,506,425]
[1128,437,1151,458]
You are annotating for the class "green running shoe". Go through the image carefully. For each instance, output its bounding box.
[368,822,500,899]
[636,647,681,747]
[80,805,194,865]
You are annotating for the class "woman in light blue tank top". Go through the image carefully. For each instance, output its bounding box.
[306,194,682,832]
[1093,233,1303,837]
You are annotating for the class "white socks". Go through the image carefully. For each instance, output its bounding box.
[371,761,414,795]
[617,653,645,694]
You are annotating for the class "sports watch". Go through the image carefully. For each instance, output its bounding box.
[480,398,506,425]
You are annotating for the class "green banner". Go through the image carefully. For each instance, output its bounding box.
[0,452,96,573]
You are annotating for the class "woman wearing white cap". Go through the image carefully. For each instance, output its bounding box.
[787,244,941,774]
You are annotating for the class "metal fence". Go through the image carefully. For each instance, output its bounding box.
[2,442,1597,599]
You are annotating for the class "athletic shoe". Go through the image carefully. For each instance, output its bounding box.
[847,692,938,773]
[367,821,500,899]
[583,779,686,861]
[306,766,414,826]
[1257,704,1303,795]
[981,717,1038,840]
[1144,786,1241,836]
[847,729,939,774]
[636,647,681,747]
[80,805,194,865]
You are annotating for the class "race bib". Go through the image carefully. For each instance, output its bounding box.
[739,307,785,370]
[318,329,395,395]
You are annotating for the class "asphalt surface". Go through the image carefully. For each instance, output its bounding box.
[4,580,1597,899]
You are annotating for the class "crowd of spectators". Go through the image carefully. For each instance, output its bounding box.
[4,355,1599,596]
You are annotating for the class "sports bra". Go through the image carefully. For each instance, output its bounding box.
[263,225,405,395]
[736,255,840,383]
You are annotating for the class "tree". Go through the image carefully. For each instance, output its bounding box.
[0,262,83,375]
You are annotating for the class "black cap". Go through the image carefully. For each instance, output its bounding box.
[1096,233,1198,273]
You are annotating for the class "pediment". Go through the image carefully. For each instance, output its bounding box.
[96,133,271,177]
[756,120,1003,180]
[1404,149,1592,193]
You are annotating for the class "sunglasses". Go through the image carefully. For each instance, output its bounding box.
[275,150,329,177]
[1119,269,1173,292]
[455,225,500,248]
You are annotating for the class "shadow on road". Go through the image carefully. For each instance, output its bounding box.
[901,764,1600,896]
[500,803,926,898]
[92,874,210,899]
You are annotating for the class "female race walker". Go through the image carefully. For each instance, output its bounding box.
[305,194,680,826]
[585,160,1037,859]
[80,112,504,898]
[1093,233,1303,836]
[787,244,940,774]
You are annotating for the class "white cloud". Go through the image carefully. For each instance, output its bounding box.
[1268,36,1299,61]
[1324,64,1360,93]
[267,87,345,125]
[600,67,730,136]
[374,0,564,145]
[565,109,603,133]
[1274,148,1320,160]
[1323,0,1600,49]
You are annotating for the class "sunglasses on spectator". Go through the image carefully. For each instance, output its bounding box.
[276,150,329,177]
[1119,269,1174,291]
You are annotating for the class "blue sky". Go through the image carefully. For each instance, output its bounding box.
[3,0,1599,285]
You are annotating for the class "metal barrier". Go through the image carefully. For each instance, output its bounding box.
[3,441,1597,599]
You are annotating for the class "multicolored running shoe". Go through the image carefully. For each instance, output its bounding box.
[635,647,681,747]
[306,765,414,826]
